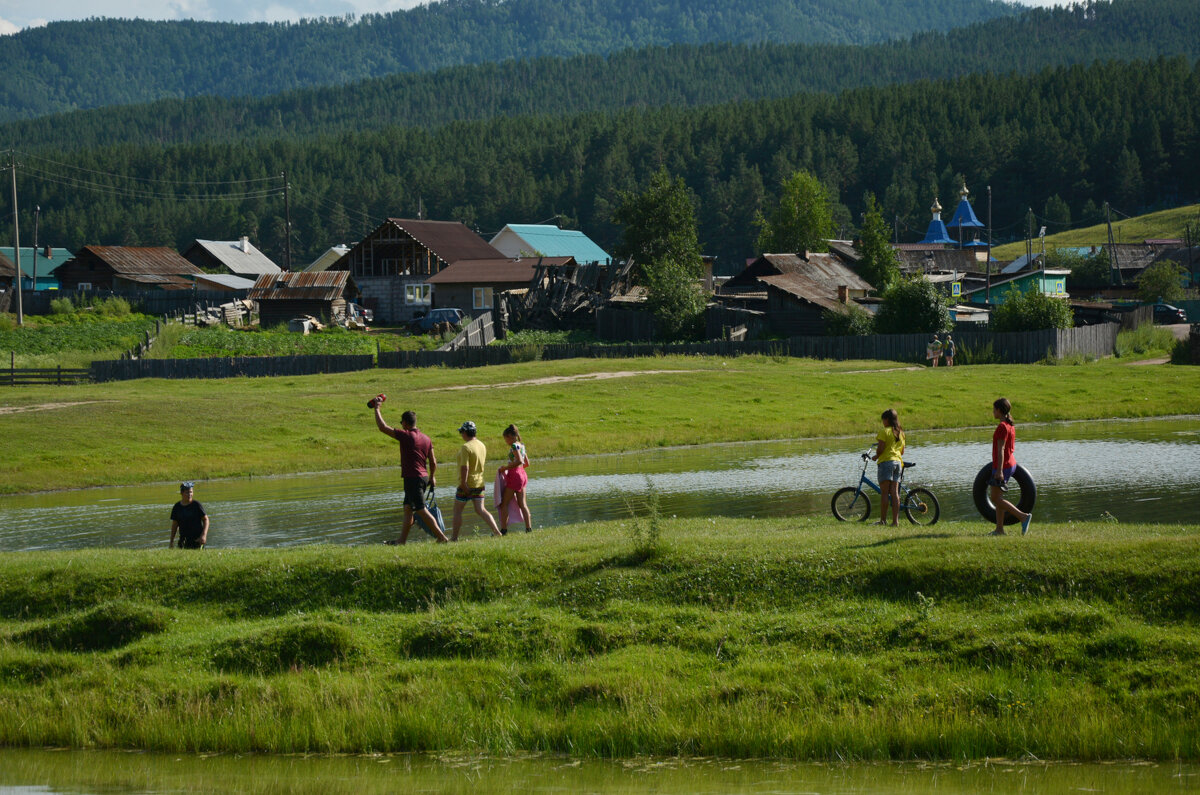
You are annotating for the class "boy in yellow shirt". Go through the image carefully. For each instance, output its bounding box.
[451,421,503,540]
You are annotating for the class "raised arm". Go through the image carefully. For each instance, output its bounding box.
[374,405,396,437]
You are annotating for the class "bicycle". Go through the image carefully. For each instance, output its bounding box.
[831,452,940,525]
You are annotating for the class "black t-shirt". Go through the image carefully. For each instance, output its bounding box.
[171,500,207,541]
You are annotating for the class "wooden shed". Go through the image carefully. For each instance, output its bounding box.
[248,271,358,328]
[52,246,202,291]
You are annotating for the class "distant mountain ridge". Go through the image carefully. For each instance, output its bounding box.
[0,0,1018,121]
[3,0,1196,151]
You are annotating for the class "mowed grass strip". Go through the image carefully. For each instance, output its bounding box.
[0,518,1197,759]
[1,356,1198,494]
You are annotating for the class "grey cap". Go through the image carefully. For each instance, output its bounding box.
[180,481,195,491]
[458,420,476,433]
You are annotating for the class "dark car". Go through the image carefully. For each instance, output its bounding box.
[410,307,467,333]
[1153,303,1188,324]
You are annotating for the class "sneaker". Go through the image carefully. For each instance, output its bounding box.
[1021,514,1033,536]
[500,527,508,536]
[384,539,401,546]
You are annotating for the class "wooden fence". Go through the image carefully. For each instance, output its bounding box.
[90,354,375,382]
[1,366,91,385]
[440,312,495,351]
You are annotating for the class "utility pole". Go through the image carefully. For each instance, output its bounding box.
[9,150,22,326]
[32,205,39,294]
[282,170,292,272]
[1105,201,1121,286]
[893,214,899,245]
[985,185,993,303]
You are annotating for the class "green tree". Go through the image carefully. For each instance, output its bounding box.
[874,277,952,334]
[754,169,834,255]
[613,167,703,280]
[1046,247,1108,291]
[855,193,900,290]
[991,287,1073,332]
[613,168,706,340]
[642,257,708,341]
[823,303,874,336]
[1137,260,1186,303]
[1043,194,1071,230]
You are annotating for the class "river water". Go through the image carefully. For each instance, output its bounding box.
[1,749,1198,794]
[1,418,1197,550]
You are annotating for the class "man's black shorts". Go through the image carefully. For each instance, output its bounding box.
[403,477,428,510]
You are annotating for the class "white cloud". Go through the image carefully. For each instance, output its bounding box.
[0,16,20,34]
[0,0,429,28]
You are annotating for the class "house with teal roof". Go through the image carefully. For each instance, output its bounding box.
[963,268,1070,305]
[489,224,611,265]
[0,246,72,290]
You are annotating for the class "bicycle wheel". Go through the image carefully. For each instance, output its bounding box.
[831,487,871,522]
[903,487,940,526]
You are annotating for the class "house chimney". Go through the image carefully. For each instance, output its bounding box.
[240,236,250,253]
[799,248,808,260]
[837,285,849,303]
[43,245,52,259]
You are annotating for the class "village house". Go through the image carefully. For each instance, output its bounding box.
[247,271,359,328]
[963,268,1070,305]
[332,218,502,323]
[489,224,611,264]
[425,256,575,318]
[182,238,281,280]
[0,246,72,291]
[717,251,874,336]
[304,244,352,273]
[52,246,203,291]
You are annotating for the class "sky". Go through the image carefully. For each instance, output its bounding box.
[0,0,1067,35]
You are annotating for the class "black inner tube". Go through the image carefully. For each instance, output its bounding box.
[972,463,1037,525]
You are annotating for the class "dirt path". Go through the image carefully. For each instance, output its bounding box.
[1124,357,1170,366]
[423,369,696,392]
[0,401,109,415]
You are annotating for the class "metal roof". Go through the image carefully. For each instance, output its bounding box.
[0,246,74,278]
[68,246,203,276]
[247,271,350,302]
[758,253,874,292]
[385,218,502,265]
[195,273,258,290]
[185,239,281,276]
[490,224,611,264]
[947,197,984,230]
[757,272,845,312]
[305,245,352,272]
[425,256,573,285]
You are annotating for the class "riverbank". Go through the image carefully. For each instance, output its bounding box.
[2,356,1199,494]
[2,517,1197,759]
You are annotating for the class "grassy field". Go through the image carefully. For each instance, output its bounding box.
[1,355,1198,494]
[991,203,1200,260]
[0,517,1196,759]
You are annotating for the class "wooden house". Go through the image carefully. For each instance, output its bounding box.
[53,246,202,291]
[718,251,874,336]
[489,224,611,264]
[183,238,281,279]
[248,271,359,328]
[332,218,502,323]
[425,256,574,318]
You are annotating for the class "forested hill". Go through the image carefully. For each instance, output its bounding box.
[7,59,1197,272]
[3,0,1197,151]
[0,0,1017,122]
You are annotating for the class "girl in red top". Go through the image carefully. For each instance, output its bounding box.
[989,397,1032,536]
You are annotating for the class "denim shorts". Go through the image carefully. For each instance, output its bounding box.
[877,460,903,482]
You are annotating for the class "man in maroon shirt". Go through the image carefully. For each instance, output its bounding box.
[373,403,448,544]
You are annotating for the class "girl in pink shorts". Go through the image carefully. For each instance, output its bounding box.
[498,424,532,533]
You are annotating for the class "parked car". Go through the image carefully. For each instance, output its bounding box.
[1153,303,1188,324]
[410,307,466,333]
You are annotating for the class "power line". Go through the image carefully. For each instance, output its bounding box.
[15,150,281,186]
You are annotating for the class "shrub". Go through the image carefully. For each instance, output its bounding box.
[990,287,1073,332]
[1169,338,1192,365]
[1116,324,1177,358]
[213,620,357,674]
[49,296,76,315]
[16,601,170,652]
[823,304,874,336]
[874,277,951,334]
[1137,260,1186,304]
[955,341,1000,365]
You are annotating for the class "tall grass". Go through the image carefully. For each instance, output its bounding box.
[0,518,1197,759]
[1116,324,1179,358]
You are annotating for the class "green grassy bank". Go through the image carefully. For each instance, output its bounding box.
[2,356,1199,494]
[1,518,1198,760]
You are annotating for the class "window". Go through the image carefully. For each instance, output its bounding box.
[405,284,431,304]
[473,287,493,310]
[77,282,92,290]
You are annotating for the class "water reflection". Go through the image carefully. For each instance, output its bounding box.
[1,419,1197,551]
[0,749,1198,795]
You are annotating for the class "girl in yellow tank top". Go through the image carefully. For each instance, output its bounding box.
[871,409,905,526]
